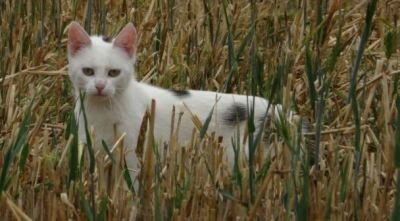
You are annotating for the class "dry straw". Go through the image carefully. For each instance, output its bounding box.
[0,0,399,220]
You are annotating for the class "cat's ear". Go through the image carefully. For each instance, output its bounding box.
[68,22,91,56]
[113,23,137,58]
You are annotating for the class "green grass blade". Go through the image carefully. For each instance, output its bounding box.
[18,143,29,171]
[123,159,135,194]
[79,92,95,173]
[247,103,257,203]
[348,0,377,103]
[275,110,293,151]
[231,132,242,187]
[395,96,400,168]
[295,165,310,221]
[85,0,93,34]
[339,156,350,202]
[313,13,344,167]
[304,41,317,114]
[236,23,255,61]
[256,158,271,183]
[393,94,400,221]
[80,188,94,221]
[314,80,328,167]
[0,145,14,193]
[78,92,97,219]
[67,109,79,186]
[384,30,397,59]
[392,172,400,221]
[199,105,215,140]
[347,1,377,219]
[96,196,108,221]
[325,12,344,73]
[221,0,238,93]
[101,140,115,164]
[0,98,33,192]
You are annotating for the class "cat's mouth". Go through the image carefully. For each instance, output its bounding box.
[93,93,108,97]
[90,92,109,98]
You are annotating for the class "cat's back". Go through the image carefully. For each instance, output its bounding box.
[180,89,269,123]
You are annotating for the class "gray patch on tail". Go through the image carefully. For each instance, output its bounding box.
[223,102,247,125]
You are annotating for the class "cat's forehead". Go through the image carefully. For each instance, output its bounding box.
[86,36,118,57]
[69,35,134,67]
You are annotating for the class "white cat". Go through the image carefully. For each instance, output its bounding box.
[67,22,285,181]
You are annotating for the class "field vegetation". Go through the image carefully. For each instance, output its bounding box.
[1,0,400,220]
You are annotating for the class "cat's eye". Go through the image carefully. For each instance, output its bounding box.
[82,68,94,76]
[108,69,121,77]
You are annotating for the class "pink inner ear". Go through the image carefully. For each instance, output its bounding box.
[68,22,91,55]
[113,23,137,58]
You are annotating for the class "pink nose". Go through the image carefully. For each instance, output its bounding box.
[95,83,105,93]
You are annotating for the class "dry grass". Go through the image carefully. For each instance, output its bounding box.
[1,0,400,220]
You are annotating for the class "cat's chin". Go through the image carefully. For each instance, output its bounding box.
[88,93,112,101]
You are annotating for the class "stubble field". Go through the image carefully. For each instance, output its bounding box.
[1,0,400,220]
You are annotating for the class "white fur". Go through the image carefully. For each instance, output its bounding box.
[68,33,281,181]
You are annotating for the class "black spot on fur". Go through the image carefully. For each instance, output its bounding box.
[223,103,247,125]
[170,89,190,97]
[102,36,112,42]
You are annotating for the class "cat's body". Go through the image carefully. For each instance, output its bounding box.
[68,22,280,179]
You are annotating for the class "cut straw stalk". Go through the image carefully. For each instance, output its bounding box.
[0,0,397,219]
[4,193,32,221]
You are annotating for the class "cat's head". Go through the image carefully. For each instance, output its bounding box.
[67,22,137,99]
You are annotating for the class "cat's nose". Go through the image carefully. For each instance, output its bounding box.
[95,82,105,93]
